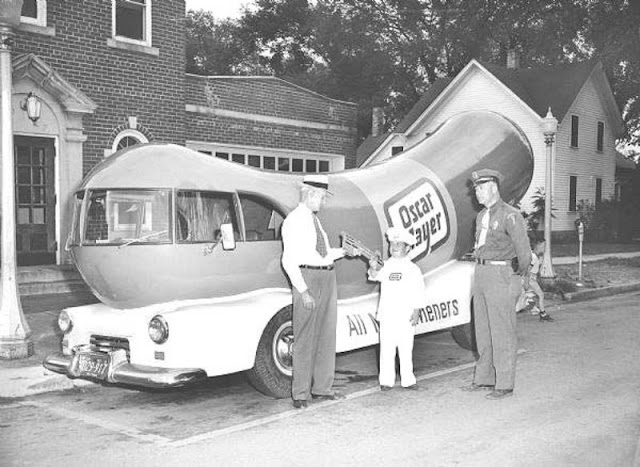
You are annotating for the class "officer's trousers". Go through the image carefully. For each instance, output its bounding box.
[379,316,416,387]
[291,268,338,401]
[472,264,521,390]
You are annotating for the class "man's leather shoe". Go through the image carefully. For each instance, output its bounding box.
[485,389,514,400]
[461,383,494,392]
[403,384,423,391]
[292,399,308,409]
[311,391,346,401]
[380,385,393,392]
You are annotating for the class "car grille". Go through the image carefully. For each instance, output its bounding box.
[90,335,130,354]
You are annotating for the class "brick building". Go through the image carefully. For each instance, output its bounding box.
[7,0,358,265]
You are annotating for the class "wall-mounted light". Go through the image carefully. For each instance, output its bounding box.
[20,92,42,123]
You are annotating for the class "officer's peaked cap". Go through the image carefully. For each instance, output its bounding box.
[471,169,504,187]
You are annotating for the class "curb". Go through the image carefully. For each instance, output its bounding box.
[0,366,94,399]
[562,282,640,302]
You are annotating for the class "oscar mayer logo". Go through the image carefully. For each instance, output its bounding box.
[384,178,450,261]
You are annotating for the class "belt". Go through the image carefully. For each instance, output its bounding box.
[300,264,334,271]
[476,258,510,266]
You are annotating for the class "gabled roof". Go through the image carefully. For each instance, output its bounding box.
[359,59,625,167]
[479,59,598,122]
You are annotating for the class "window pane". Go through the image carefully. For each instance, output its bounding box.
[33,148,45,166]
[84,189,171,245]
[16,146,30,165]
[116,0,144,41]
[232,153,245,164]
[569,176,577,211]
[278,158,290,171]
[18,207,30,224]
[21,0,37,18]
[248,155,261,167]
[32,167,44,184]
[319,161,329,172]
[176,191,238,242]
[597,122,604,151]
[240,194,284,242]
[215,152,229,160]
[264,156,275,170]
[198,150,213,155]
[18,186,31,203]
[305,160,317,173]
[571,116,579,147]
[33,207,45,224]
[33,187,45,204]
[292,159,304,172]
[17,167,31,184]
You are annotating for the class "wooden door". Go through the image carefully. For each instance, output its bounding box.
[14,136,56,265]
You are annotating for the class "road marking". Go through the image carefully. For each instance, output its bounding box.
[167,351,526,448]
[20,400,172,445]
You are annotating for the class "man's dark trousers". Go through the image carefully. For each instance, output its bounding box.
[472,264,521,390]
[292,268,338,401]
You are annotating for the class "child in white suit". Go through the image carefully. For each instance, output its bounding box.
[368,227,426,391]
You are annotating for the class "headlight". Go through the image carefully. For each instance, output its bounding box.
[148,315,169,344]
[58,310,73,334]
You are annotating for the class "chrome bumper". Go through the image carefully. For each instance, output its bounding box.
[43,351,208,388]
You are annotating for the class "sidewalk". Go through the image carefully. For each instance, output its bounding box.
[2,252,639,399]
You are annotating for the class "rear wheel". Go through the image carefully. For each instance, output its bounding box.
[450,304,476,351]
[245,306,293,398]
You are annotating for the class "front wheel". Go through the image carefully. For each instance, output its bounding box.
[245,306,293,398]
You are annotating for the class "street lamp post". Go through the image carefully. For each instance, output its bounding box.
[0,0,33,359]
[540,108,558,279]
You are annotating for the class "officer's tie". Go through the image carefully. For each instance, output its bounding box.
[313,214,327,257]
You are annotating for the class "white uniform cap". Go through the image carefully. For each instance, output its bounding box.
[301,174,332,195]
[386,227,416,246]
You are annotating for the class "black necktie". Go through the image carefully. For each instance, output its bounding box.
[313,215,327,257]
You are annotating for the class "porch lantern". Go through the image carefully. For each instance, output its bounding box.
[21,92,42,122]
[540,108,558,279]
[0,0,34,359]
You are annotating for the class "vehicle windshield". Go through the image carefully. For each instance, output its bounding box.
[80,189,171,245]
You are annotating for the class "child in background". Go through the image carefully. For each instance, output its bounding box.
[529,240,554,322]
[368,227,426,391]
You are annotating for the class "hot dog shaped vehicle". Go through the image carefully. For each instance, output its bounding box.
[44,111,533,398]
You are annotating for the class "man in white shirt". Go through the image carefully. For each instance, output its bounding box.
[281,174,354,409]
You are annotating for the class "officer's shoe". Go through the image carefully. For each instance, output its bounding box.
[292,399,308,409]
[380,385,393,392]
[539,311,554,322]
[461,383,494,392]
[312,391,346,401]
[403,384,423,391]
[485,389,514,400]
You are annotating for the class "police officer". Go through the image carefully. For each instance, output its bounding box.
[463,169,531,399]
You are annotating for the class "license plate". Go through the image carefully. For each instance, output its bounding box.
[76,352,110,380]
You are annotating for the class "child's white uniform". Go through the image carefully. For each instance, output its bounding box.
[369,256,426,387]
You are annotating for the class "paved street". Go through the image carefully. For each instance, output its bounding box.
[1,291,639,466]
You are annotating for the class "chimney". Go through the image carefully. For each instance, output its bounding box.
[371,107,384,137]
[506,49,519,69]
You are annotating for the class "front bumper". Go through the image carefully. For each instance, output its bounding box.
[43,348,208,389]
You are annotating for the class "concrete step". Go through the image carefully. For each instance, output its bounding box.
[2,265,91,297]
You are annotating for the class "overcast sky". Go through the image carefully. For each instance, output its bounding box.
[184,0,252,19]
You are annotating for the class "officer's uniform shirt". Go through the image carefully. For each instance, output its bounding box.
[281,203,344,293]
[369,256,425,322]
[474,199,531,274]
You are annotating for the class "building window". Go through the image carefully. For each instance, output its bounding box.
[113,0,151,46]
[569,176,577,211]
[21,0,46,27]
[392,146,404,156]
[596,121,604,151]
[111,129,148,154]
[570,115,579,148]
[595,177,602,205]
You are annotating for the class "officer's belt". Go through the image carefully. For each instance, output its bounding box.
[300,264,334,270]
[476,258,510,266]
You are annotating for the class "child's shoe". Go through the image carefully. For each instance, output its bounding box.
[539,310,554,322]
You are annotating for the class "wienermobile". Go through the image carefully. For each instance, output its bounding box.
[44,110,533,398]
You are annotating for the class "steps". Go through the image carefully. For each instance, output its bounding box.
[11,265,91,297]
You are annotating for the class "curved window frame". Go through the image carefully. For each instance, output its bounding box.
[111,129,148,154]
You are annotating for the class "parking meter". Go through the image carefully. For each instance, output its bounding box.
[576,220,584,282]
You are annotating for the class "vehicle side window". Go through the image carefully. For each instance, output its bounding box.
[239,194,284,242]
[176,190,239,243]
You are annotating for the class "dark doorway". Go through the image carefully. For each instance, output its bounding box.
[14,136,56,266]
